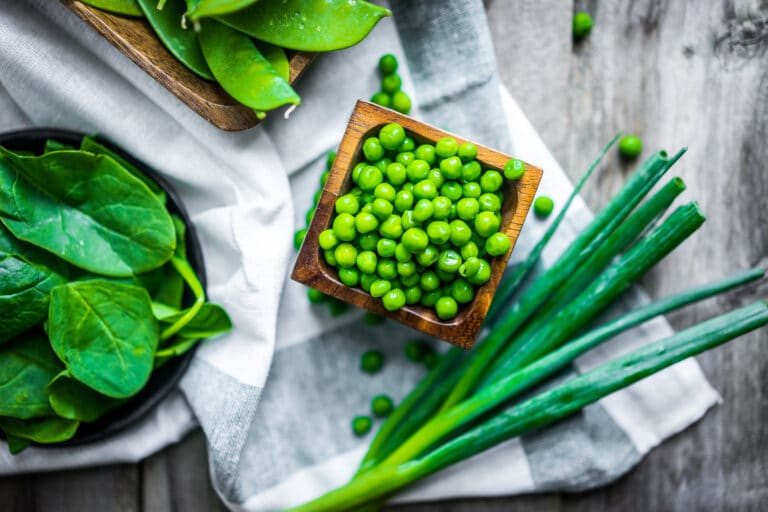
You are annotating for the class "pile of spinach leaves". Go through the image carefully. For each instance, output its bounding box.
[0,137,232,454]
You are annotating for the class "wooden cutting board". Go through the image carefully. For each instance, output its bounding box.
[60,0,314,131]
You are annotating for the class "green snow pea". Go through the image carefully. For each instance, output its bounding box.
[185,0,260,20]
[137,0,215,81]
[198,20,300,113]
[257,42,290,81]
[217,0,391,52]
[80,0,143,16]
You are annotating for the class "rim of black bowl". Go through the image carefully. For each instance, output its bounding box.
[0,128,206,446]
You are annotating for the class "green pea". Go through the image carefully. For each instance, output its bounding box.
[313,189,323,205]
[401,272,421,288]
[413,179,438,200]
[376,238,397,258]
[437,249,462,273]
[440,182,463,202]
[351,162,366,184]
[371,198,394,220]
[401,182,415,193]
[358,166,384,191]
[379,123,406,150]
[448,203,458,220]
[381,73,402,94]
[324,249,337,266]
[460,241,479,260]
[419,270,440,292]
[423,350,440,369]
[305,207,315,225]
[307,287,327,303]
[352,415,372,436]
[362,137,385,162]
[395,151,415,166]
[198,20,300,112]
[427,168,445,188]
[354,212,379,234]
[485,232,511,256]
[414,245,438,267]
[401,227,429,253]
[421,289,441,307]
[393,190,414,213]
[385,162,407,185]
[573,11,593,39]
[426,221,451,245]
[478,192,502,212]
[415,144,437,165]
[327,298,348,315]
[401,210,418,230]
[456,197,480,221]
[363,311,385,325]
[372,182,396,202]
[334,243,358,268]
[360,273,378,292]
[406,160,431,182]
[397,261,417,277]
[459,256,482,278]
[318,229,338,250]
[373,157,392,172]
[360,199,374,212]
[504,158,525,180]
[391,91,412,114]
[449,219,472,246]
[467,258,491,285]
[480,170,503,193]
[356,250,378,274]
[403,286,422,305]
[370,279,392,298]
[474,211,501,237]
[462,181,482,199]
[379,214,404,239]
[395,242,413,262]
[377,259,397,280]
[435,296,458,320]
[333,212,356,241]
[370,91,392,108]
[294,228,307,250]
[451,278,475,304]
[435,137,458,158]
[321,170,331,186]
[339,267,360,286]
[534,196,555,218]
[398,136,416,152]
[619,135,643,159]
[371,394,395,418]
[439,156,463,179]
[390,278,403,290]
[412,199,434,223]
[379,53,398,74]
[461,161,482,181]
[404,340,428,362]
[431,196,452,220]
[361,350,384,373]
[457,142,478,162]
[382,288,406,311]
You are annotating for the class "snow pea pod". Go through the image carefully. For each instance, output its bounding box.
[216,0,391,52]
[198,19,300,112]
[184,0,260,21]
[257,42,290,81]
[80,0,143,17]
[136,0,214,81]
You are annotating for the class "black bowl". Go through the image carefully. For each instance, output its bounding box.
[0,128,205,446]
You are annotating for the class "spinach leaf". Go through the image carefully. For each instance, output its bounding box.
[6,435,31,454]
[0,331,62,419]
[48,371,124,422]
[157,303,232,339]
[0,147,176,277]
[155,336,200,367]
[0,224,68,344]
[48,280,159,399]
[44,139,75,153]
[0,415,79,444]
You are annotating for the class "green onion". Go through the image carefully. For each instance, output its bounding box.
[290,301,768,511]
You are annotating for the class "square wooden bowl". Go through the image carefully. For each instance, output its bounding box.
[61,0,313,131]
[292,101,542,348]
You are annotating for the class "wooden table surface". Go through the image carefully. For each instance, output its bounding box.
[2,0,766,510]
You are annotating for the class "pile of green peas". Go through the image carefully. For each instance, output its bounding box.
[319,122,526,321]
[370,54,411,114]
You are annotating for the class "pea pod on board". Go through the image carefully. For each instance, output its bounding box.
[80,0,143,17]
[184,0,260,20]
[198,19,301,112]
[136,0,215,81]
[257,42,290,81]
[216,0,391,52]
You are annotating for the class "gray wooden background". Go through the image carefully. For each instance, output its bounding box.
[1,0,767,510]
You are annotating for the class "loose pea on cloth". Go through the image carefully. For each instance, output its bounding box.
[0,0,719,509]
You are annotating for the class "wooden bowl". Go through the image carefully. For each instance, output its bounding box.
[292,101,542,348]
[60,0,313,131]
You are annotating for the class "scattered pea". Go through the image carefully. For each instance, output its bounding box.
[294,228,307,250]
[370,91,392,107]
[381,73,402,94]
[307,287,326,304]
[485,232,511,256]
[618,135,643,159]
[533,196,555,218]
[371,395,394,417]
[363,312,385,325]
[352,415,372,436]
[361,350,384,373]
[391,91,412,114]
[503,158,525,180]
[573,12,593,40]
[378,53,398,75]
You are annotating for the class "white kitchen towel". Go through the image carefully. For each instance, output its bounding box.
[0,0,720,510]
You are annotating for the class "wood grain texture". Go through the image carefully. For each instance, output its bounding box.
[60,0,313,131]
[6,1,766,511]
[291,100,542,348]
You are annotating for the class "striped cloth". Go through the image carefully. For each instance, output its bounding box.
[0,0,718,510]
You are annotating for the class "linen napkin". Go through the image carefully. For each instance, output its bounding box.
[0,0,719,510]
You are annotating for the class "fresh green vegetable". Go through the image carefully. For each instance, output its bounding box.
[0,416,79,445]
[503,158,525,180]
[48,372,123,422]
[80,0,142,16]
[352,415,373,436]
[184,0,259,20]
[619,135,643,159]
[573,12,593,39]
[0,148,176,277]
[533,196,555,217]
[361,350,384,374]
[378,54,398,75]
[217,0,391,52]
[371,395,394,418]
